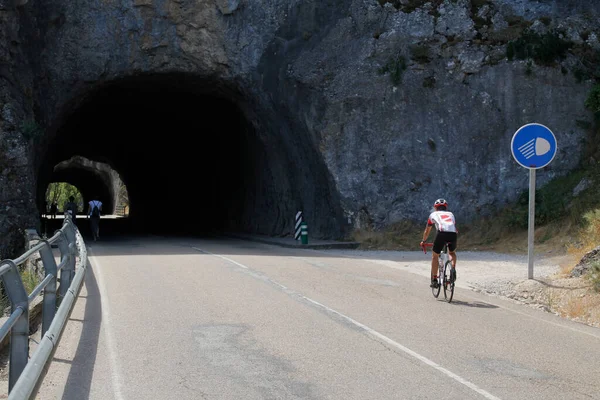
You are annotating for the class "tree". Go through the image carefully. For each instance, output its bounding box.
[45,182,83,212]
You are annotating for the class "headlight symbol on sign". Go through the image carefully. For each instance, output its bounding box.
[518,137,551,160]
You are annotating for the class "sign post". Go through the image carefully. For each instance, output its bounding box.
[510,123,557,279]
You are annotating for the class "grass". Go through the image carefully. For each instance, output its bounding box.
[20,269,41,297]
[0,268,42,317]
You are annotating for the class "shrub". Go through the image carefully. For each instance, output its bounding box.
[507,29,572,66]
[20,120,43,140]
[586,261,600,292]
[585,84,600,116]
[410,44,431,64]
[378,54,407,85]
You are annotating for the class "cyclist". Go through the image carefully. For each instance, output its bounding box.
[420,198,458,288]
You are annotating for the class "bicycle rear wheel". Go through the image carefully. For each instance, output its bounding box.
[443,260,454,302]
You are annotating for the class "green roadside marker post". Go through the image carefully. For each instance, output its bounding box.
[300,222,308,245]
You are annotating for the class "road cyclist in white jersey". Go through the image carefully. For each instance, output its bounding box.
[419,198,458,288]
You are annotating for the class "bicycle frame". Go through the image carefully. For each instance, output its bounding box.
[421,242,455,302]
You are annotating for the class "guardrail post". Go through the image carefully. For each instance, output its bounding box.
[56,233,71,304]
[0,260,30,393]
[63,220,77,289]
[38,243,57,336]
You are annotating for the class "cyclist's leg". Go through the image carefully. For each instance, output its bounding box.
[430,251,439,283]
[431,233,444,286]
[447,233,457,266]
[447,233,458,279]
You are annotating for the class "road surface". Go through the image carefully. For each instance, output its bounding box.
[35,236,600,399]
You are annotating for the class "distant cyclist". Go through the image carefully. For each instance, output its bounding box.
[87,196,103,242]
[420,198,458,288]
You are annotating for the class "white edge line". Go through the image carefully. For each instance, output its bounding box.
[88,252,126,400]
[302,296,502,400]
[192,246,502,400]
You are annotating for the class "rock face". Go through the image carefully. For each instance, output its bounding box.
[1,0,600,255]
[571,246,600,277]
[0,3,39,258]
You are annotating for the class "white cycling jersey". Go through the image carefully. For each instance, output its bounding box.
[427,210,457,233]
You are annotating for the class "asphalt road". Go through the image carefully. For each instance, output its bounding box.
[35,237,600,400]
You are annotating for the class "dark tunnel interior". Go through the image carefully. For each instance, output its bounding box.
[37,74,261,237]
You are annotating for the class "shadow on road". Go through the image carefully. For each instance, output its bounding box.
[59,259,102,400]
[532,278,591,290]
[448,300,499,309]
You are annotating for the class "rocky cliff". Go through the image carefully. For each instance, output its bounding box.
[1,0,599,256]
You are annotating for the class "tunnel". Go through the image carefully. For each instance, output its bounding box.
[36,72,345,238]
[46,157,119,214]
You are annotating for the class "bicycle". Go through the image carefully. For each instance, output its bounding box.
[421,242,456,302]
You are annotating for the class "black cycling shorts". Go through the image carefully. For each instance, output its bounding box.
[433,231,457,254]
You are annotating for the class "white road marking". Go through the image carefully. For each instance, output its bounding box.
[192,246,502,400]
[88,252,126,400]
[192,247,248,269]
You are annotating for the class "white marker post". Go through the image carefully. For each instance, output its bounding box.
[295,211,303,240]
[510,123,557,279]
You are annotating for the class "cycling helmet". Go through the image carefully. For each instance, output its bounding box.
[433,198,448,209]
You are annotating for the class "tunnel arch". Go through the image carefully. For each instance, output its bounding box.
[46,156,123,214]
[36,72,346,237]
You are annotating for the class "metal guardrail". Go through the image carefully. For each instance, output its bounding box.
[0,215,87,399]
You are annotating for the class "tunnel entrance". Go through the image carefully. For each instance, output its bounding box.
[44,182,83,217]
[36,73,345,239]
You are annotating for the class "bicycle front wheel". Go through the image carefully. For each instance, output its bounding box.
[443,261,454,302]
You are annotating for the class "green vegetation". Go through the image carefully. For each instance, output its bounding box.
[351,160,600,255]
[45,182,84,212]
[586,261,600,292]
[20,120,43,140]
[506,29,572,66]
[117,180,130,214]
[377,0,444,15]
[1,269,43,316]
[21,269,41,296]
[409,44,432,64]
[377,0,401,8]
[423,76,436,88]
[585,84,600,116]
[571,45,600,83]
[378,54,407,85]
[504,168,591,229]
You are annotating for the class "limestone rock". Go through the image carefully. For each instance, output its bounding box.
[458,50,486,74]
[572,246,600,277]
[216,0,240,15]
[572,178,591,197]
[0,0,600,252]
[435,0,475,39]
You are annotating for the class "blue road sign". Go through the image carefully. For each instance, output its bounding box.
[511,123,557,169]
